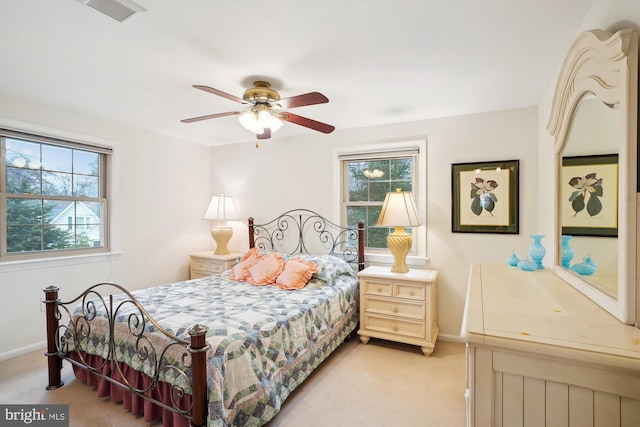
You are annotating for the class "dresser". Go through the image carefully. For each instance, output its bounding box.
[463,263,640,427]
[189,251,240,279]
[357,265,438,356]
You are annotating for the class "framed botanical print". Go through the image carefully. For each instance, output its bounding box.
[561,154,618,237]
[452,159,519,234]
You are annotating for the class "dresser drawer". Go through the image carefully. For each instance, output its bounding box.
[363,314,426,339]
[364,279,393,297]
[364,296,425,320]
[394,282,426,301]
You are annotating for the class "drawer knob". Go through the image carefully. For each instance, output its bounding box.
[377,286,382,292]
[409,290,414,296]
[391,323,398,331]
[392,305,398,313]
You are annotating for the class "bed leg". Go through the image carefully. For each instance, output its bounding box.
[43,285,64,390]
[188,324,209,427]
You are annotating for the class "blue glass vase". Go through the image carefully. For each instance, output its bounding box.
[528,234,546,269]
[561,235,574,268]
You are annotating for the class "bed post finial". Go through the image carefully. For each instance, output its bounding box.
[43,285,64,390]
[188,324,210,427]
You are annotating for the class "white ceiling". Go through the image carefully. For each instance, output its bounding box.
[0,0,594,147]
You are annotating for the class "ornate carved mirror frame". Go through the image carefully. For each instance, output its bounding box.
[548,29,638,325]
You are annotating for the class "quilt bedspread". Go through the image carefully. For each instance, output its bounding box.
[68,270,359,427]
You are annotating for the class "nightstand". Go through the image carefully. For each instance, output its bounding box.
[357,265,438,356]
[189,251,241,279]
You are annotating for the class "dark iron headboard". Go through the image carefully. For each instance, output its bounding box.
[248,209,365,271]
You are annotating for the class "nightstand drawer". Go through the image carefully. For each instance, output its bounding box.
[190,270,212,279]
[394,283,426,301]
[364,280,393,297]
[364,296,425,320]
[191,260,226,273]
[363,314,426,339]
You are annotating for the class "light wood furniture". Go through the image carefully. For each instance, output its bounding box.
[462,263,640,427]
[357,265,438,356]
[189,251,240,279]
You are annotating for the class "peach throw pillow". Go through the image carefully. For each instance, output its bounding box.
[229,248,260,281]
[246,252,285,285]
[275,258,318,290]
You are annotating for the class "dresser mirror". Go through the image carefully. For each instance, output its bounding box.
[548,29,638,325]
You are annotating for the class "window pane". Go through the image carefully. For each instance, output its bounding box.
[42,171,72,196]
[6,198,42,225]
[5,138,40,169]
[346,206,366,229]
[74,150,99,175]
[43,199,71,223]
[7,225,43,252]
[6,167,41,194]
[43,225,73,250]
[42,145,72,173]
[74,175,99,197]
[76,224,102,248]
[369,181,391,202]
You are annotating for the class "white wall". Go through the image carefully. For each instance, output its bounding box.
[0,94,212,359]
[209,107,539,339]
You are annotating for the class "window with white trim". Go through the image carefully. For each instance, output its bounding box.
[340,147,420,253]
[1,129,111,260]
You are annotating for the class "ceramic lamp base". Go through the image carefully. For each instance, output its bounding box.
[211,226,233,255]
[387,227,411,273]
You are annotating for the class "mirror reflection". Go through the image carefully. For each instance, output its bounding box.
[560,94,619,300]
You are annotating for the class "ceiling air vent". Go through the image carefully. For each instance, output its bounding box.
[77,0,146,23]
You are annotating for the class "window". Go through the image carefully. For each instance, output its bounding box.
[1,129,111,260]
[340,146,420,253]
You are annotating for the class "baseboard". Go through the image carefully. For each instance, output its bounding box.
[438,333,466,343]
[0,341,46,361]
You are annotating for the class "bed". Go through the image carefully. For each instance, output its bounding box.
[43,209,365,427]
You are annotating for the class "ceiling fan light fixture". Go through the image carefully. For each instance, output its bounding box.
[238,105,283,135]
[238,110,262,134]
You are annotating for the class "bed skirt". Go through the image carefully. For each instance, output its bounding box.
[70,351,191,427]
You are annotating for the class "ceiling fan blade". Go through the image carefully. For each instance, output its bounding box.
[276,92,329,109]
[193,85,248,104]
[180,111,239,123]
[280,112,335,134]
[257,128,271,140]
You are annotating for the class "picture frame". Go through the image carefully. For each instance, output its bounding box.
[451,159,519,234]
[561,154,618,237]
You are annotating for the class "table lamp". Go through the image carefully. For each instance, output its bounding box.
[203,194,239,255]
[376,188,422,273]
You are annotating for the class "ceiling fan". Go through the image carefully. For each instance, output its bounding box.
[181,81,335,140]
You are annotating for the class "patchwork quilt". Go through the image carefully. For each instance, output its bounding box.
[68,263,359,427]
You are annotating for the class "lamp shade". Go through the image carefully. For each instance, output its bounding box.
[376,189,421,227]
[203,194,239,222]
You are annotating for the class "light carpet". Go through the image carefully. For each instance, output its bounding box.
[0,337,466,427]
